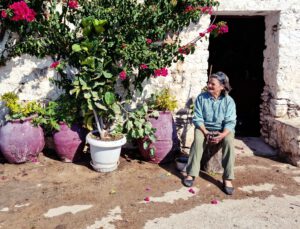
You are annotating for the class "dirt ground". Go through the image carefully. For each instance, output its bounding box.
[0,138,300,229]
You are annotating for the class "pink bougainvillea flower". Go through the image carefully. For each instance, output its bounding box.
[218,24,229,34]
[154,68,168,77]
[178,47,186,54]
[199,32,206,37]
[1,10,7,18]
[188,188,195,194]
[140,64,148,70]
[145,187,151,191]
[154,68,161,77]
[119,70,127,80]
[184,5,194,13]
[160,67,168,77]
[50,61,60,69]
[200,6,213,14]
[211,199,218,204]
[144,196,150,202]
[68,0,79,9]
[146,38,152,44]
[9,1,36,22]
[207,24,218,33]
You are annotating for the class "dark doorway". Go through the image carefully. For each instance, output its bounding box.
[208,16,265,137]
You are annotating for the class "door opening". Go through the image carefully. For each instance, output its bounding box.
[208,16,265,137]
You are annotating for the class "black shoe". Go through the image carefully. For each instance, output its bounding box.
[183,177,194,187]
[223,184,234,195]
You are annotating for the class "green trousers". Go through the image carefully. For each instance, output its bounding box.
[186,128,235,180]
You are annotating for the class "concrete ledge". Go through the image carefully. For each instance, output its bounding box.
[274,117,300,167]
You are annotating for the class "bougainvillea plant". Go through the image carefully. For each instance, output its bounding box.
[0,0,228,141]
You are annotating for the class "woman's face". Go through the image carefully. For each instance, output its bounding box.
[207,77,224,96]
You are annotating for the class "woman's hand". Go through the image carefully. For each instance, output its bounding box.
[209,131,225,144]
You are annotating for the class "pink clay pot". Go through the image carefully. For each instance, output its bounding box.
[0,116,45,163]
[138,111,176,164]
[53,122,87,162]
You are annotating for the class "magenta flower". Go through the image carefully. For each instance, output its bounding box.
[154,68,168,77]
[199,32,206,37]
[119,70,127,80]
[184,5,194,13]
[144,197,150,202]
[50,61,60,69]
[160,68,168,77]
[9,1,36,22]
[218,25,229,34]
[207,24,218,33]
[68,0,79,9]
[146,38,152,44]
[200,6,213,14]
[140,64,148,70]
[1,10,7,18]
[188,188,195,194]
[154,69,162,77]
[211,199,218,204]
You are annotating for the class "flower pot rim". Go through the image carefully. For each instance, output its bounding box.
[86,130,126,148]
[8,114,38,123]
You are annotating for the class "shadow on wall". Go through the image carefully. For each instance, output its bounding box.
[175,98,194,151]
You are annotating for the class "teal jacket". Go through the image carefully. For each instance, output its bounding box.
[192,92,236,132]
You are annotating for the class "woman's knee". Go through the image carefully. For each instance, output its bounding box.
[223,132,234,145]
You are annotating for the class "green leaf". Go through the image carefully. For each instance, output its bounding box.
[151,111,160,117]
[125,120,133,130]
[102,71,112,79]
[112,103,121,114]
[104,92,115,105]
[84,93,91,99]
[95,102,108,110]
[72,44,81,52]
[143,141,149,150]
[150,148,155,157]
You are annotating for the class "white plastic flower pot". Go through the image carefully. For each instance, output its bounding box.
[86,131,126,172]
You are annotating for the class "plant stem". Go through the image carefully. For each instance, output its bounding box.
[93,109,103,139]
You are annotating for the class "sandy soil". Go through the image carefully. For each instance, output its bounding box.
[0,139,300,229]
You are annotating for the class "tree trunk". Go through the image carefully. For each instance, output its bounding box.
[200,143,224,174]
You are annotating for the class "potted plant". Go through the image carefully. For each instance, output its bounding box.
[0,0,225,171]
[0,92,45,163]
[34,95,87,163]
[124,88,178,164]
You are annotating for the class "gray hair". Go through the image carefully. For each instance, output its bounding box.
[210,71,232,95]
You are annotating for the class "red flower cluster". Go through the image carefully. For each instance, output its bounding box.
[119,70,127,80]
[140,64,148,70]
[1,10,7,18]
[178,43,195,55]
[218,24,229,34]
[68,0,79,9]
[184,5,213,15]
[9,1,36,22]
[199,22,228,38]
[50,61,60,69]
[154,68,168,77]
[207,24,218,33]
[146,38,152,44]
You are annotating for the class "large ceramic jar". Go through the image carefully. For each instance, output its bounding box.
[138,111,176,164]
[53,122,87,162]
[0,116,45,163]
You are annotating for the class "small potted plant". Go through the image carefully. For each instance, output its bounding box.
[0,92,45,163]
[35,95,87,163]
[124,88,178,164]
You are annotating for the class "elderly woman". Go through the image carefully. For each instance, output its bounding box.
[183,71,237,195]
